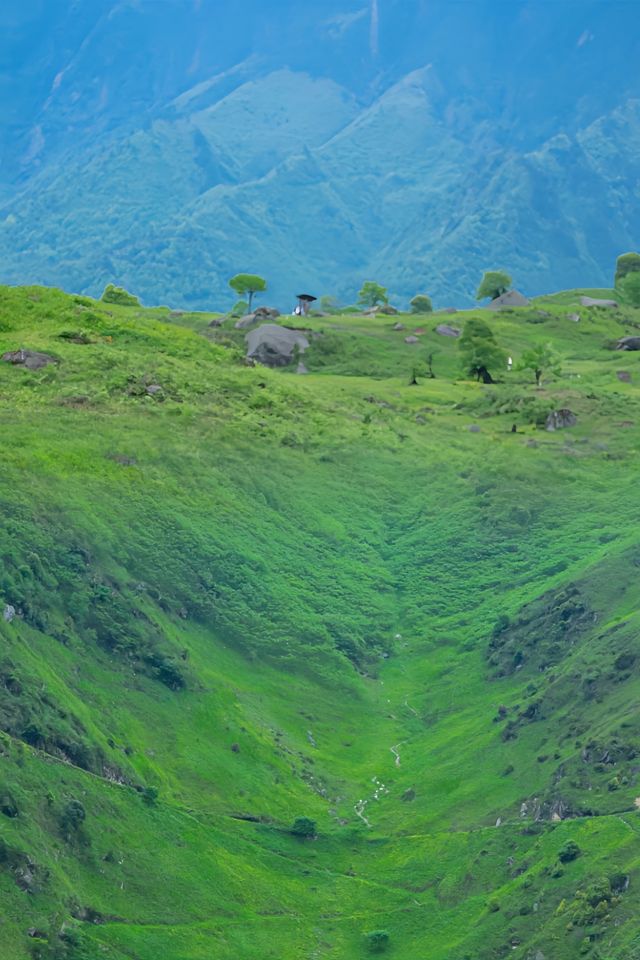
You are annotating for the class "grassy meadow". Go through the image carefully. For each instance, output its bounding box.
[0,285,639,959]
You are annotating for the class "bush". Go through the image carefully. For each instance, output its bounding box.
[558,840,581,863]
[365,930,389,953]
[229,300,249,317]
[60,799,86,839]
[101,284,140,307]
[410,294,432,314]
[290,816,317,838]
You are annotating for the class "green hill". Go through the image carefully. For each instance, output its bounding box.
[0,285,639,960]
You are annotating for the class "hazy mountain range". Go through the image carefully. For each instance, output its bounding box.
[0,0,639,309]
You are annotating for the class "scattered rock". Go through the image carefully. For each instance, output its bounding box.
[616,336,640,351]
[526,439,538,448]
[145,384,163,396]
[413,327,426,335]
[240,311,278,330]
[546,409,577,432]
[235,313,257,329]
[364,304,398,316]
[580,296,618,308]
[296,362,309,375]
[208,317,224,328]
[435,323,460,338]
[230,743,240,754]
[468,424,481,433]
[404,335,419,344]
[3,604,15,623]
[617,370,632,382]
[1,349,57,370]
[246,324,310,367]
[434,307,457,315]
[486,290,531,309]
[567,312,581,322]
[392,322,405,331]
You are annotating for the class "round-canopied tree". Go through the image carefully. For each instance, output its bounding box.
[458,318,506,383]
[620,271,640,307]
[615,252,640,287]
[518,343,560,386]
[476,270,512,301]
[410,294,432,314]
[229,274,267,313]
[358,281,388,308]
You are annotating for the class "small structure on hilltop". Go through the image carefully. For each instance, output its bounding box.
[485,290,531,310]
[295,294,317,316]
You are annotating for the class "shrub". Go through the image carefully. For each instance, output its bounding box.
[229,300,249,317]
[60,799,86,839]
[558,840,581,863]
[365,930,390,953]
[101,284,140,307]
[290,816,317,838]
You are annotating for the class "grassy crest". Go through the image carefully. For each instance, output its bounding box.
[0,286,639,959]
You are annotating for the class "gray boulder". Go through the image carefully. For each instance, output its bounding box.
[208,317,224,328]
[392,322,405,331]
[567,313,581,322]
[3,604,15,623]
[235,313,257,329]
[235,306,280,330]
[246,324,310,367]
[617,371,632,382]
[435,324,460,338]
[546,409,577,431]
[616,336,640,351]
[364,304,398,316]
[2,349,57,370]
[404,335,419,344]
[580,296,619,308]
[486,290,531,309]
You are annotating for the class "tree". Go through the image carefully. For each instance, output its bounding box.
[518,343,560,387]
[614,252,640,287]
[410,294,432,314]
[290,816,317,838]
[620,271,640,307]
[458,319,506,383]
[229,274,267,313]
[358,281,388,308]
[101,284,140,307]
[476,270,512,301]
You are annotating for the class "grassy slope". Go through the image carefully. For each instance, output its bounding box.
[0,287,639,959]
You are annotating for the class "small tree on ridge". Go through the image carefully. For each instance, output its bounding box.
[229,274,267,313]
[476,270,512,302]
[358,281,388,309]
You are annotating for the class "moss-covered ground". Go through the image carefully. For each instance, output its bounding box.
[0,286,639,959]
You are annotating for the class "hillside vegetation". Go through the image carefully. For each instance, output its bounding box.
[0,285,639,960]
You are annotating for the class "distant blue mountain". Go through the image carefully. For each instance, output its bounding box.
[0,0,638,308]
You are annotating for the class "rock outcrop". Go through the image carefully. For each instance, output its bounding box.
[546,409,577,431]
[246,324,310,367]
[1,349,57,370]
[580,296,618,308]
[486,290,531,309]
[435,324,460,338]
[616,336,640,351]
[235,306,280,329]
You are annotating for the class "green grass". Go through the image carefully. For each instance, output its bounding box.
[0,285,639,959]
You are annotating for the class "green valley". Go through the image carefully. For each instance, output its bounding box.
[0,284,639,960]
